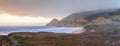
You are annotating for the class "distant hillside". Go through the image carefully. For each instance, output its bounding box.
[47,9,120,27]
[47,18,59,26]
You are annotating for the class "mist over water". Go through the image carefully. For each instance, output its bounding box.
[0,26,81,35]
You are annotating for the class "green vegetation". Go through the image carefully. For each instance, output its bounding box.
[0,36,12,46]
[7,32,120,46]
[85,24,120,33]
[111,15,120,21]
[85,11,120,22]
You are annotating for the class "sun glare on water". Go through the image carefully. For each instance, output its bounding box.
[0,12,51,26]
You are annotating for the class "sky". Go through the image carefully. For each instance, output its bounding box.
[0,0,120,26]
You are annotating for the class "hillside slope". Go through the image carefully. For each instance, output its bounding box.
[47,18,59,26]
[47,9,120,26]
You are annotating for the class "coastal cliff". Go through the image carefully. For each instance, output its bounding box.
[47,9,120,27]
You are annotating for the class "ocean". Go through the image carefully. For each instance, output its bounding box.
[0,26,82,35]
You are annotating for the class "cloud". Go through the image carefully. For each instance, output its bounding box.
[0,4,27,16]
[0,0,120,19]
[0,12,51,26]
[0,0,42,16]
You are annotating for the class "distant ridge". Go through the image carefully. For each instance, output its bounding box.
[47,9,120,27]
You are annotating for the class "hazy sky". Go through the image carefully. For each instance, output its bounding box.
[0,0,120,26]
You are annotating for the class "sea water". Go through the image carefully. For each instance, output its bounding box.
[0,26,82,35]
